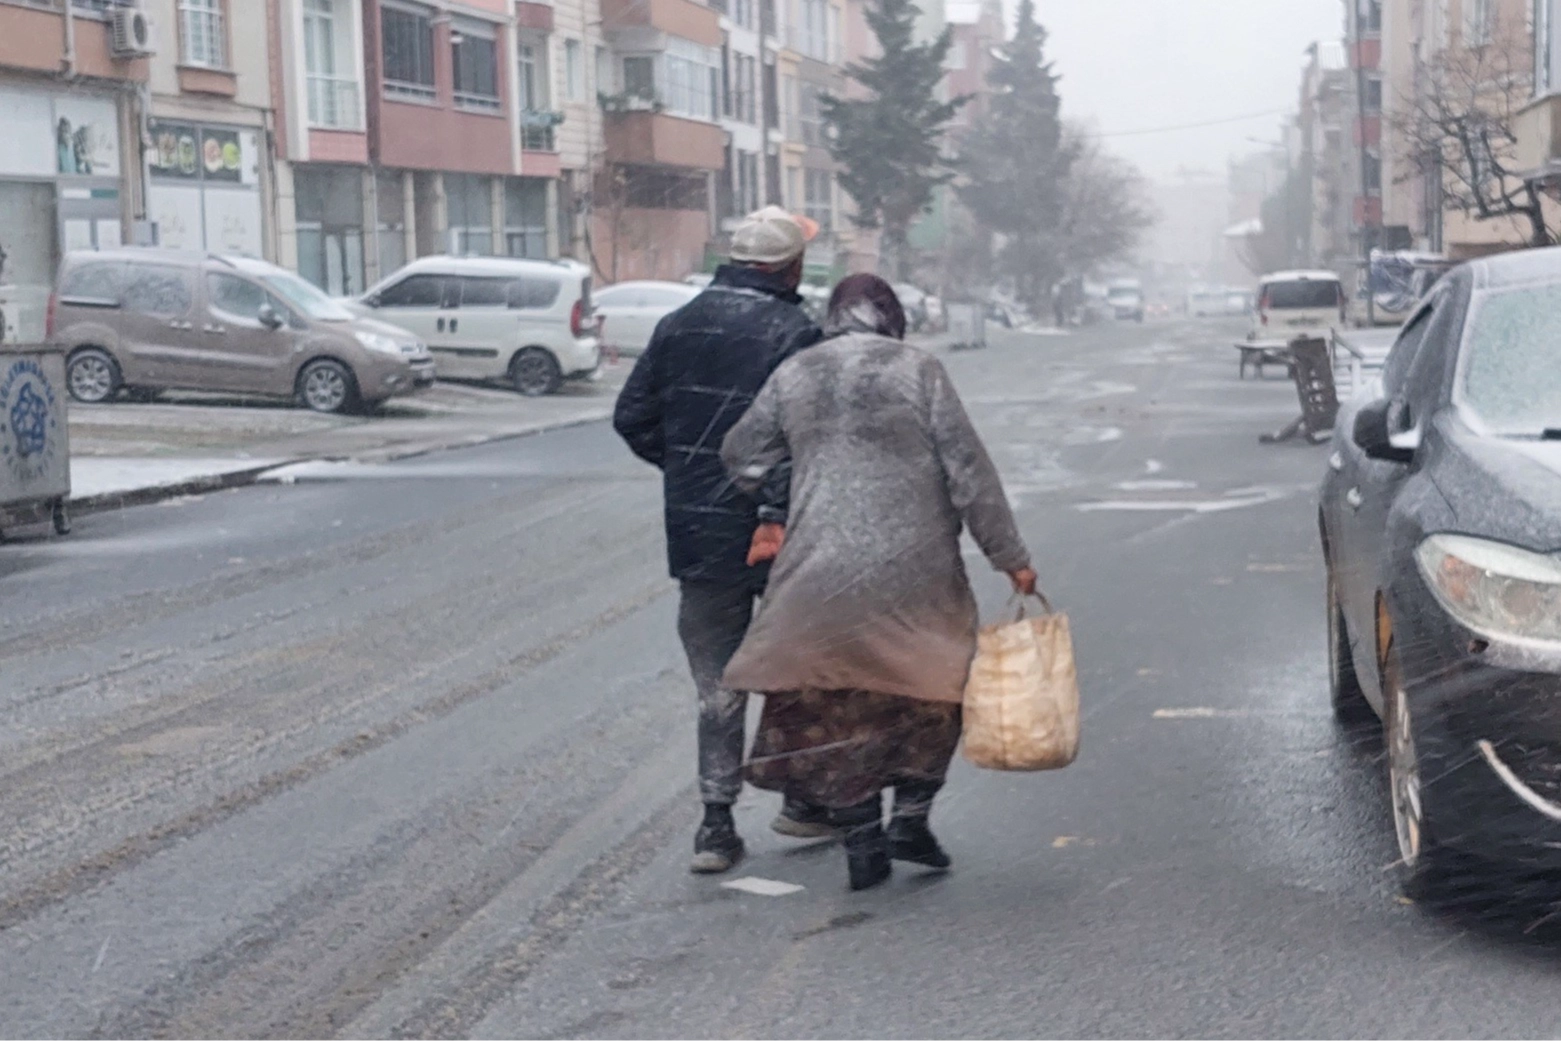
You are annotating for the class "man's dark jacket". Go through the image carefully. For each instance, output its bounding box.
[614,264,822,589]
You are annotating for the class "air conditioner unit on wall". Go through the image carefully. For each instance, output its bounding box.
[109,7,156,59]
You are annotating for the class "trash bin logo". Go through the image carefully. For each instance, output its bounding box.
[1,358,59,484]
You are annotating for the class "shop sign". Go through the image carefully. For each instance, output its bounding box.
[0,89,120,180]
[148,121,253,185]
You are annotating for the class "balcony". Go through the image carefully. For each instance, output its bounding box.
[1517,92,1561,182]
[522,109,565,151]
[601,0,722,48]
[604,109,725,170]
[308,74,364,130]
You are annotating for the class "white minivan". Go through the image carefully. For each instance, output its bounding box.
[352,256,599,396]
[1251,270,1345,342]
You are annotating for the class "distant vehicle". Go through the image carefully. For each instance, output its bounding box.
[51,248,433,414]
[924,294,947,332]
[1250,270,1344,342]
[684,273,714,289]
[1223,288,1254,316]
[1319,250,1561,895]
[893,283,930,332]
[352,256,599,396]
[1187,288,1225,317]
[593,280,700,357]
[1106,279,1145,322]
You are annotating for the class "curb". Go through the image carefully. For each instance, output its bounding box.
[55,409,617,520]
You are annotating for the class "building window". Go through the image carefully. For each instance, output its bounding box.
[1363,150,1382,193]
[798,81,824,145]
[946,37,967,70]
[804,167,832,232]
[304,0,361,129]
[738,150,760,214]
[295,165,366,297]
[1363,75,1383,112]
[729,53,757,123]
[1466,0,1493,44]
[382,3,436,101]
[565,38,584,101]
[518,39,548,109]
[446,174,494,255]
[733,0,755,29]
[623,55,656,99]
[374,171,407,279]
[595,45,611,95]
[662,38,721,120]
[452,20,501,111]
[786,165,801,209]
[796,0,829,61]
[1358,0,1382,33]
[505,178,550,258]
[179,0,226,68]
[1537,0,1554,96]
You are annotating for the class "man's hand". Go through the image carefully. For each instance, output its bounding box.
[1008,567,1039,596]
[748,523,786,566]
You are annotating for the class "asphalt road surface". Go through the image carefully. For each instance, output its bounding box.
[6,319,1561,1039]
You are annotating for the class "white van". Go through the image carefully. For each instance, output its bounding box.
[352,256,599,396]
[1251,270,1344,341]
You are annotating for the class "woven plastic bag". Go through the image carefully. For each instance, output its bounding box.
[962,595,1080,771]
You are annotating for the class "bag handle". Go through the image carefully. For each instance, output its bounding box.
[1006,591,1054,620]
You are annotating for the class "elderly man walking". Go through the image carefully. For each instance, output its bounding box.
[613,207,825,873]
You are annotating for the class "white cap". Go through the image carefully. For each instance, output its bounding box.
[729,205,819,265]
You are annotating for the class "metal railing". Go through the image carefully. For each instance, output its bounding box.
[307,75,363,129]
[454,90,503,112]
[521,110,564,150]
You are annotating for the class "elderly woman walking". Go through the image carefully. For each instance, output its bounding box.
[720,274,1037,891]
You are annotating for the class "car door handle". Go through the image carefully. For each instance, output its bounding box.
[437,317,446,332]
[450,318,458,333]
[168,320,193,330]
[1345,488,1363,510]
[203,324,225,334]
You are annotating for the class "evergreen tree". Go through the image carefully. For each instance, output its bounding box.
[956,0,1069,308]
[823,0,965,278]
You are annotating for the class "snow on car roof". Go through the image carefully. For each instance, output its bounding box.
[1259,269,1342,285]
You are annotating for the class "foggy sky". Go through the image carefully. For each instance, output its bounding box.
[1032,0,1344,182]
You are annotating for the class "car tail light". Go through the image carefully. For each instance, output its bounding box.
[570,299,585,338]
[45,293,57,339]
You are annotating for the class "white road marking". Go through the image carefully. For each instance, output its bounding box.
[1145,459,1164,474]
[1153,708,1248,719]
[1115,479,1197,492]
[1077,492,1279,514]
[721,877,805,897]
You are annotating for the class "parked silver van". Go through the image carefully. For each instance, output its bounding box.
[51,249,434,414]
[352,256,600,396]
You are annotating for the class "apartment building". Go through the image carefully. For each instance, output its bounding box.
[0,0,150,343]
[142,0,272,259]
[592,0,726,280]
[1518,0,1561,195]
[1299,40,1353,272]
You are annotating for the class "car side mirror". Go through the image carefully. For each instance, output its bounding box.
[257,303,285,330]
[364,293,381,308]
[1353,399,1416,464]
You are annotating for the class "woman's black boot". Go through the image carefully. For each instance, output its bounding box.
[889,780,951,869]
[835,797,891,891]
[886,815,951,870]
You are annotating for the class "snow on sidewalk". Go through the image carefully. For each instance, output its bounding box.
[69,457,289,503]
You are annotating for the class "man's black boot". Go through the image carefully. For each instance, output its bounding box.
[691,803,744,874]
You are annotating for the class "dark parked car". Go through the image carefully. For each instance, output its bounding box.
[1320,249,1561,895]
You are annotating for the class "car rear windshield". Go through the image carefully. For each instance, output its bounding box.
[1461,282,1561,435]
[1262,280,1340,309]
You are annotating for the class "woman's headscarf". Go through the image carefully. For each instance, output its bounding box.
[823,273,907,341]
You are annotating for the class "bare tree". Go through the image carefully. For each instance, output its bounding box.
[1054,125,1155,278]
[1394,9,1553,247]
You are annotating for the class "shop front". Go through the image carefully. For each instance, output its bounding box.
[145,119,265,258]
[0,83,127,344]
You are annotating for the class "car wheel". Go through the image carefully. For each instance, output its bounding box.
[1384,645,1457,896]
[1327,567,1374,726]
[510,347,562,397]
[297,359,359,414]
[67,348,121,404]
